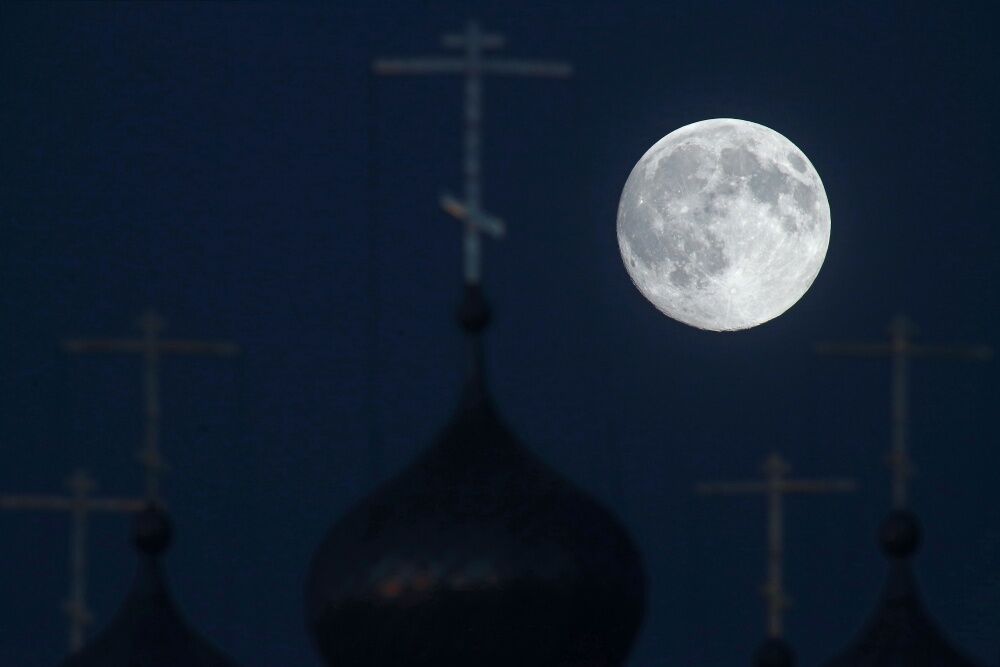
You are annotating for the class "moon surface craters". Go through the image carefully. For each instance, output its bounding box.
[617,118,830,331]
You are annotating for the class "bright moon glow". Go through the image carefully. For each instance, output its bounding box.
[617,118,830,331]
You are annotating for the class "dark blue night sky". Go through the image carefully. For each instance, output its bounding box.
[1,2,998,666]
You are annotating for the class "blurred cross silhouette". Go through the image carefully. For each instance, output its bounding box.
[63,309,238,503]
[373,20,571,284]
[816,314,992,509]
[0,469,144,652]
[698,452,855,638]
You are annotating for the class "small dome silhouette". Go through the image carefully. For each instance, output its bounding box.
[754,637,795,667]
[58,504,239,667]
[134,505,173,555]
[456,284,491,332]
[878,510,921,559]
[822,510,981,667]
[305,286,647,667]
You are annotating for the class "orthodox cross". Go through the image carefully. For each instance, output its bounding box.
[63,309,238,503]
[697,452,855,639]
[0,469,144,652]
[373,20,572,284]
[816,314,992,509]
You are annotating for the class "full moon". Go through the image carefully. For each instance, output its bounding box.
[617,118,830,331]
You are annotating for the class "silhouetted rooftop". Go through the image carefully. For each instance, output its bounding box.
[754,637,795,667]
[58,505,239,667]
[305,285,647,667]
[823,510,981,667]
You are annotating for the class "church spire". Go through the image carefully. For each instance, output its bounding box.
[818,316,988,667]
[56,311,241,666]
[306,22,645,667]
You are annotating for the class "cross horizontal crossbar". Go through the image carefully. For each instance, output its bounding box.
[63,339,238,356]
[442,33,505,49]
[0,496,145,512]
[373,58,572,78]
[815,342,993,360]
[697,480,857,495]
[815,315,992,509]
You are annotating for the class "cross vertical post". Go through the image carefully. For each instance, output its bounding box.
[890,317,912,509]
[63,309,238,503]
[373,20,572,284]
[140,310,165,502]
[697,453,855,638]
[816,314,992,509]
[765,455,785,637]
[66,469,94,652]
[1,469,145,652]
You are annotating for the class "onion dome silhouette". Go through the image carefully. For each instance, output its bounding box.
[58,504,239,667]
[823,510,981,667]
[754,637,795,667]
[305,285,647,667]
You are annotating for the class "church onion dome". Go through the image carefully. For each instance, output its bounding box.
[59,505,239,667]
[754,637,795,667]
[823,510,981,667]
[305,286,647,667]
